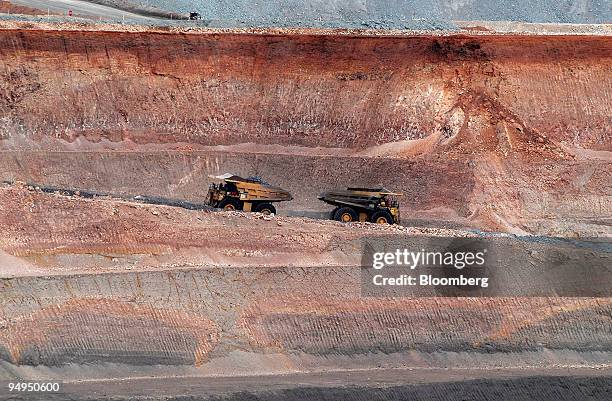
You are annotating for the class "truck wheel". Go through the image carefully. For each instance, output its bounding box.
[219,198,242,211]
[329,207,340,219]
[371,210,393,224]
[254,203,276,215]
[334,207,358,223]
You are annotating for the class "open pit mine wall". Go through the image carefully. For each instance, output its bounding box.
[0,30,610,233]
[1,268,611,370]
[0,30,609,150]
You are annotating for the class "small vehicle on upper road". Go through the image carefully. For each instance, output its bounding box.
[207,173,292,215]
[318,187,402,224]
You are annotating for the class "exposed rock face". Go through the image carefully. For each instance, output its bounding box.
[0,31,609,150]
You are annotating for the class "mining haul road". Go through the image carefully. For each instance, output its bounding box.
[1,367,611,400]
[10,0,160,21]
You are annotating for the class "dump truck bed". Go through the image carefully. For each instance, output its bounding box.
[318,188,396,210]
[209,174,292,202]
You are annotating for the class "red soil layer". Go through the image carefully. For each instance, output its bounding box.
[0,30,609,150]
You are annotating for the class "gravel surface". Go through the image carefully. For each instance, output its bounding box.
[90,0,611,28]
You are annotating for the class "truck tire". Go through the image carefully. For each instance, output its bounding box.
[371,210,393,224]
[334,207,358,223]
[329,207,340,219]
[254,203,276,215]
[219,198,242,211]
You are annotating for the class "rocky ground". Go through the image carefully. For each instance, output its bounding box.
[88,0,612,26]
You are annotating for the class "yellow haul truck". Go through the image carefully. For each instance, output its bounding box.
[318,187,402,224]
[207,173,292,215]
